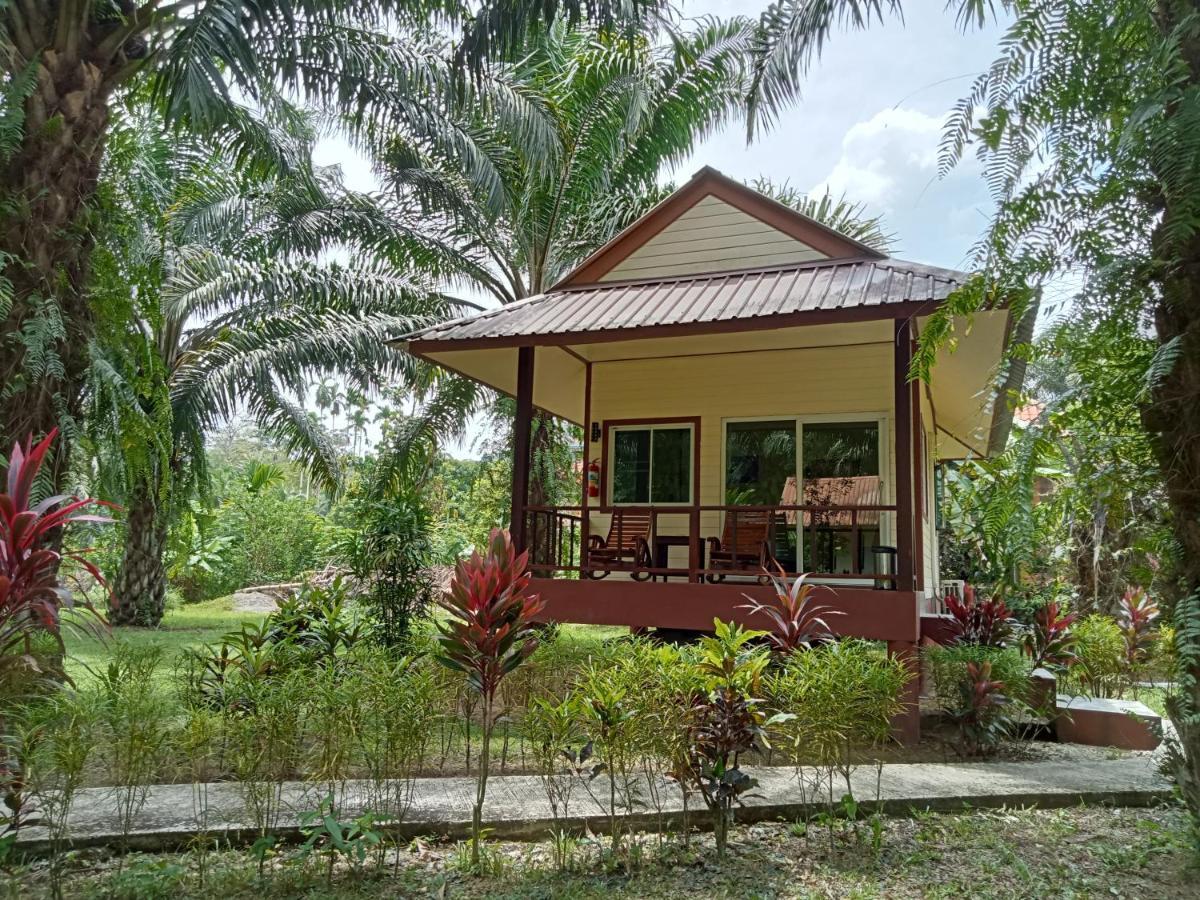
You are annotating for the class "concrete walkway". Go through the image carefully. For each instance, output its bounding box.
[15,757,1171,854]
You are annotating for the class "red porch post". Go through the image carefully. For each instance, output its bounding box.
[893,318,915,591]
[892,319,921,745]
[887,639,922,745]
[510,346,535,552]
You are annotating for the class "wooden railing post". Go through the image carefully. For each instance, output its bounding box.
[689,507,701,582]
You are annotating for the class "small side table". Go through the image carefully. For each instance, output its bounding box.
[653,534,693,582]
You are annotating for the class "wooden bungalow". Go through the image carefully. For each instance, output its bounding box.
[400,168,1029,742]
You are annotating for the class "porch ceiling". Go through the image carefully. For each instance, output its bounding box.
[415,311,1012,458]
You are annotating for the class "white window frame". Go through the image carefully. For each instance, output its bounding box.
[608,422,695,507]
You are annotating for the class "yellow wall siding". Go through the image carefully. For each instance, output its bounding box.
[583,344,897,550]
[601,196,827,281]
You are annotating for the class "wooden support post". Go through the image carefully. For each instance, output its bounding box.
[510,346,535,552]
[580,361,592,573]
[912,368,925,593]
[887,639,922,745]
[894,318,915,592]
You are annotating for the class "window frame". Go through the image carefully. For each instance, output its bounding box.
[603,418,698,508]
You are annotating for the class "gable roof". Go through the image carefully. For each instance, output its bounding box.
[556,166,886,288]
[404,256,968,349]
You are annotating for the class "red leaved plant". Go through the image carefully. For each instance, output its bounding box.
[1118,587,1159,672]
[434,528,544,868]
[950,661,1011,756]
[740,566,841,656]
[0,429,110,671]
[1,429,110,837]
[944,584,1014,648]
[1024,601,1078,671]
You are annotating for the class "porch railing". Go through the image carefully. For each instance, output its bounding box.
[524,503,901,587]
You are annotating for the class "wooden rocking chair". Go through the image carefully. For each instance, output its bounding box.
[706,510,776,583]
[586,510,653,580]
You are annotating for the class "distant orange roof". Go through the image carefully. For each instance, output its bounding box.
[1014,403,1043,424]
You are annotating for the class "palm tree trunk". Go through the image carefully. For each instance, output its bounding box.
[111,478,169,626]
[0,30,115,487]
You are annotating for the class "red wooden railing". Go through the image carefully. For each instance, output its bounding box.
[525,503,901,587]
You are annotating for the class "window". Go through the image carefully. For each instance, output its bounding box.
[610,424,693,504]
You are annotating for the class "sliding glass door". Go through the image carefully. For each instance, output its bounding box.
[725,420,798,569]
[723,417,887,578]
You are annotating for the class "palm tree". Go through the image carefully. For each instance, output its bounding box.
[371,20,760,492]
[89,108,464,625]
[371,23,895,498]
[0,2,865,488]
[0,0,701,488]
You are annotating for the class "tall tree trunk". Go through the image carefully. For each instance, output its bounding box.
[111,478,169,626]
[1146,0,1200,839]
[0,21,120,486]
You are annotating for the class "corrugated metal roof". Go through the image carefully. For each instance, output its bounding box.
[406,257,970,344]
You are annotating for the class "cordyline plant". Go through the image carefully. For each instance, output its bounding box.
[434,529,544,869]
[950,661,1011,757]
[1118,587,1159,676]
[686,620,780,859]
[945,585,1014,648]
[0,429,110,673]
[0,429,110,836]
[1024,601,1078,672]
[740,566,841,657]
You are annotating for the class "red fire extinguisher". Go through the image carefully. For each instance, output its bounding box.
[587,459,601,498]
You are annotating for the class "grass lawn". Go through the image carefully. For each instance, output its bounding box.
[14,804,1196,898]
[63,597,266,686]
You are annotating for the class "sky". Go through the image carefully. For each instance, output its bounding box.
[313,4,1011,456]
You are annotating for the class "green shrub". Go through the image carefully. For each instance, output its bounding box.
[1068,614,1126,697]
[769,640,910,766]
[928,645,1030,755]
[1151,624,1177,682]
[929,644,1031,706]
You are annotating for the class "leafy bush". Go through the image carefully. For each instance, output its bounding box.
[1023,600,1078,672]
[333,496,433,647]
[768,640,910,769]
[1068,614,1126,698]
[740,568,839,657]
[949,661,1012,756]
[168,478,327,602]
[944,584,1015,647]
[928,644,1029,754]
[1118,587,1159,676]
[685,620,773,859]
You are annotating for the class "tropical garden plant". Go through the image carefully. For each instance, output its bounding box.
[685,619,772,859]
[1024,600,1078,673]
[740,567,839,657]
[433,528,544,868]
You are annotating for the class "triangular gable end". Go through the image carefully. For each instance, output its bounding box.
[556,167,886,288]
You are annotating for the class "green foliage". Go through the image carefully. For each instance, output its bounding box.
[1067,615,1127,699]
[768,640,910,767]
[928,644,1030,755]
[330,486,433,647]
[297,796,383,884]
[685,621,772,859]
